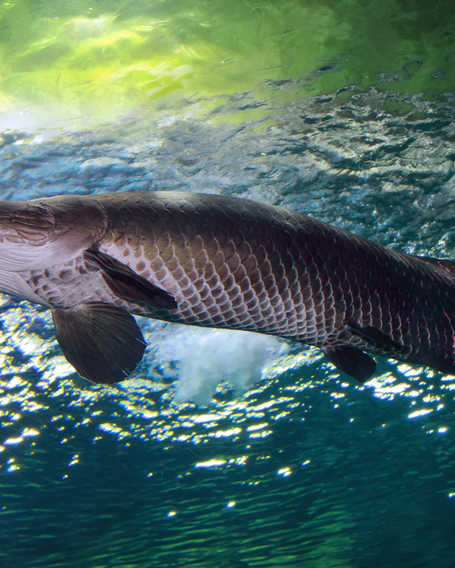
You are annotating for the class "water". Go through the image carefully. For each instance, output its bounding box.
[1,1,455,567]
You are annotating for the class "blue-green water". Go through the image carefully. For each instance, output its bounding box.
[1,2,455,567]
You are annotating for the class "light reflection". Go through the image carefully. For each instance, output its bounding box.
[195,458,227,469]
[6,458,20,473]
[99,422,132,439]
[4,436,23,445]
[277,467,292,477]
[189,413,224,424]
[246,422,268,432]
[408,409,433,419]
[68,454,80,466]
[397,363,421,377]
[209,427,242,438]
[330,392,346,400]
[370,377,411,398]
[249,430,272,439]
[232,456,248,466]
[0,292,454,477]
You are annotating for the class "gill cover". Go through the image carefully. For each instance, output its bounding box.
[0,195,106,271]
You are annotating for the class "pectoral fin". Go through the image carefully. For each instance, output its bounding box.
[84,249,177,310]
[52,302,146,384]
[324,345,376,383]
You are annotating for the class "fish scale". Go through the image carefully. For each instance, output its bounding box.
[103,197,432,348]
[0,190,454,384]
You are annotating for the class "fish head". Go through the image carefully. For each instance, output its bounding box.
[0,195,106,271]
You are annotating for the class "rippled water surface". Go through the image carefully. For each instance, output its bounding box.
[1,1,455,567]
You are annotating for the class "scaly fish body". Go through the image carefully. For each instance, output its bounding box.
[0,191,454,384]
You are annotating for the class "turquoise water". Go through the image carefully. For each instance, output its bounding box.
[1,2,455,567]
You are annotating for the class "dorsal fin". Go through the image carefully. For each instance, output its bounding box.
[415,255,455,275]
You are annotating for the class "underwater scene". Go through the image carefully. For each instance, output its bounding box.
[1,1,455,566]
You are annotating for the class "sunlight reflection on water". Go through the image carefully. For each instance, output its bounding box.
[0,289,453,483]
[0,82,455,567]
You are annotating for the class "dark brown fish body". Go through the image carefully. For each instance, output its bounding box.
[1,190,454,384]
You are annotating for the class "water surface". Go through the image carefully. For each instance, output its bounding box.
[1,1,455,567]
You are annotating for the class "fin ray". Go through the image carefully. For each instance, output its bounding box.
[52,302,146,384]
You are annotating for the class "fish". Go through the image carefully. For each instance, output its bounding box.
[0,190,454,385]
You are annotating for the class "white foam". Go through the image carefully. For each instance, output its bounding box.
[152,325,289,405]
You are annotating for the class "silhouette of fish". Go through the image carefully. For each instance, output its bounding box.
[0,190,453,384]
